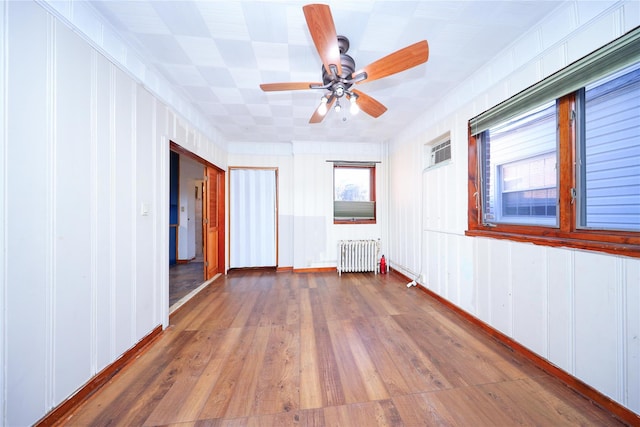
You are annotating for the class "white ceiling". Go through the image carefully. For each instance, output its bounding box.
[87,0,564,144]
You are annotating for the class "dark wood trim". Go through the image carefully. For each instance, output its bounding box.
[34,325,163,427]
[172,142,225,277]
[334,219,377,225]
[389,268,640,426]
[464,229,640,258]
[227,266,277,272]
[277,266,293,272]
[467,127,481,227]
[170,141,221,170]
[466,95,640,259]
[557,95,576,232]
[293,267,336,273]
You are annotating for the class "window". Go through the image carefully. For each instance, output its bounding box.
[467,27,640,258]
[480,103,557,225]
[333,163,376,223]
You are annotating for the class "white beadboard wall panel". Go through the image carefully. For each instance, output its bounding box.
[474,237,492,325]
[574,252,620,400]
[113,66,136,357]
[546,247,574,373]
[5,3,51,424]
[0,0,7,423]
[292,154,328,269]
[488,239,512,336]
[507,58,543,99]
[424,230,440,293]
[2,2,228,424]
[156,107,171,328]
[626,258,640,412]
[539,43,567,80]
[511,243,547,357]
[389,138,421,277]
[53,21,94,403]
[135,86,158,338]
[456,234,475,314]
[38,0,226,148]
[444,233,458,302]
[539,2,576,50]
[567,11,621,65]
[624,1,640,30]
[93,52,114,372]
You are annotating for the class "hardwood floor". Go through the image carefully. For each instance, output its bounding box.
[62,270,626,426]
[170,262,205,307]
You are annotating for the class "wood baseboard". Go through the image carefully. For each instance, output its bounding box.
[276,266,293,272]
[293,267,336,273]
[34,325,163,427]
[389,268,639,426]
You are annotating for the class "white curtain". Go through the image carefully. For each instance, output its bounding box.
[230,168,277,268]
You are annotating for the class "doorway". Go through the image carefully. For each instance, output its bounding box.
[229,167,278,268]
[169,142,225,308]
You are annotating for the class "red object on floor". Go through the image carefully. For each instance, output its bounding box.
[380,255,387,274]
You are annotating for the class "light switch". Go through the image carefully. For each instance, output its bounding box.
[141,202,149,216]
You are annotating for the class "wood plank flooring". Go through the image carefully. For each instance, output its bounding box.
[169,262,205,306]
[61,270,626,426]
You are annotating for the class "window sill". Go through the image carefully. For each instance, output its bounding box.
[465,229,640,259]
[334,219,376,225]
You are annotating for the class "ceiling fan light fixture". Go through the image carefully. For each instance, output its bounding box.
[260,4,429,124]
[318,96,328,115]
[349,96,359,115]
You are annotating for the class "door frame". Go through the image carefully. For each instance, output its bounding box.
[170,141,225,278]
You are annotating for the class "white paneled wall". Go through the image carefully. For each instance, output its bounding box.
[0,2,6,424]
[389,0,640,416]
[229,141,385,270]
[0,2,226,425]
[228,143,294,268]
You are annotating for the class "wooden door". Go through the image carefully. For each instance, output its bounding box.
[204,166,224,279]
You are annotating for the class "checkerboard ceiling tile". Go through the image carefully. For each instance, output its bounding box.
[89,0,565,144]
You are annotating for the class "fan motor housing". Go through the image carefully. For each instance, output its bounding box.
[321,35,356,94]
[321,54,355,82]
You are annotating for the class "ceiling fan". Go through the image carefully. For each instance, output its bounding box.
[260,3,429,123]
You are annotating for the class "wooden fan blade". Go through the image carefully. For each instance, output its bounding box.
[351,89,387,118]
[303,4,342,77]
[309,97,335,124]
[356,40,429,84]
[260,82,322,92]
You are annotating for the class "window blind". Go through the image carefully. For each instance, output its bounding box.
[470,26,640,136]
[334,201,375,220]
